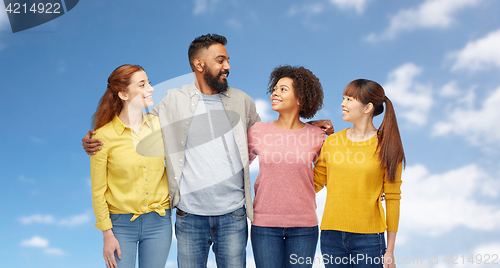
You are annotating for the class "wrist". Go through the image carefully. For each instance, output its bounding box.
[102,229,114,238]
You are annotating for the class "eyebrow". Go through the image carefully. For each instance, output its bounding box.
[216,55,229,60]
[136,79,146,85]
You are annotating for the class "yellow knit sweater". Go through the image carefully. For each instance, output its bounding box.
[314,128,402,233]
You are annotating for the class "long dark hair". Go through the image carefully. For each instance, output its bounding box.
[343,79,405,182]
[92,65,144,130]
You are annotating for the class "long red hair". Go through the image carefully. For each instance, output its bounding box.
[92,65,144,130]
[343,79,406,182]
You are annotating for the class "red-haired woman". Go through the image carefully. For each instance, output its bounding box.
[314,79,405,268]
[90,65,171,268]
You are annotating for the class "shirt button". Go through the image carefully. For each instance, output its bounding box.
[146,192,148,195]
[141,154,144,156]
[145,179,148,181]
[180,159,183,162]
[144,205,147,207]
[186,122,189,124]
[143,166,146,168]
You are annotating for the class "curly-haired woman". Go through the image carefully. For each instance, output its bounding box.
[248,65,326,268]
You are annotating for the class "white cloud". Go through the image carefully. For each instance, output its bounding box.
[0,6,9,49]
[383,63,433,126]
[226,18,242,31]
[58,212,91,226]
[19,212,91,227]
[433,85,500,146]
[440,80,461,97]
[44,248,64,256]
[255,99,274,122]
[288,3,325,17]
[193,0,220,15]
[401,164,500,236]
[20,214,55,224]
[449,29,500,71]
[288,0,369,18]
[329,0,370,14]
[19,175,36,183]
[21,236,49,248]
[0,8,8,28]
[366,0,481,42]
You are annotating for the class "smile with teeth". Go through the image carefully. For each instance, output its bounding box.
[271,98,281,104]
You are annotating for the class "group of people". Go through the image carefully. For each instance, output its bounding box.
[83,33,405,268]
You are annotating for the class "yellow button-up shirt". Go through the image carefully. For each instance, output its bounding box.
[90,114,169,231]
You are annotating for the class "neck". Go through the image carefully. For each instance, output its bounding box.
[118,104,143,133]
[274,111,304,130]
[194,73,219,95]
[349,117,377,141]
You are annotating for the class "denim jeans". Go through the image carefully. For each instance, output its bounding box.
[109,211,172,268]
[251,225,318,268]
[320,230,386,268]
[175,206,248,268]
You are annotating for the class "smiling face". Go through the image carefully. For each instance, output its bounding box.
[341,95,369,123]
[122,70,154,109]
[270,77,300,115]
[201,43,231,92]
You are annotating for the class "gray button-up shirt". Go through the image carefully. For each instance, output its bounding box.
[151,82,260,220]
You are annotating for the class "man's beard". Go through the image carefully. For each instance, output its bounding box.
[204,68,229,93]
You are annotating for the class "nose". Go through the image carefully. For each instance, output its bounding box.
[224,61,231,71]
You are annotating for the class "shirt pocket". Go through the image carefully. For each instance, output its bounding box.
[108,154,143,180]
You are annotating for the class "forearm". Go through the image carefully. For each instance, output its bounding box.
[386,231,397,252]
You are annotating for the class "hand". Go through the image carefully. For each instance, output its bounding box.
[383,250,396,268]
[103,229,121,268]
[82,129,102,155]
[312,120,334,135]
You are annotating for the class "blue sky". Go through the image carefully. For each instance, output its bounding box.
[1,0,500,267]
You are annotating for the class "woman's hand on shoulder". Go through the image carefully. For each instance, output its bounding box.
[83,130,103,155]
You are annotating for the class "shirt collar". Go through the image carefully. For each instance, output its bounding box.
[112,115,127,136]
[188,81,230,98]
[112,114,150,136]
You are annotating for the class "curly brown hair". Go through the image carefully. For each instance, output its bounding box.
[267,65,324,119]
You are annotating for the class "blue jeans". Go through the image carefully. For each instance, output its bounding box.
[175,206,248,268]
[320,230,386,268]
[251,225,319,268]
[109,211,172,268]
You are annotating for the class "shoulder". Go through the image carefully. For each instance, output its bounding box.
[226,87,255,102]
[94,121,115,140]
[325,128,348,140]
[249,121,269,132]
[304,123,325,135]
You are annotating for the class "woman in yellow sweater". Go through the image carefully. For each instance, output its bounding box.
[314,79,405,268]
[90,65,171,268]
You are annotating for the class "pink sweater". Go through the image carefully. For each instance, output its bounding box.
[248,121,326,227]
